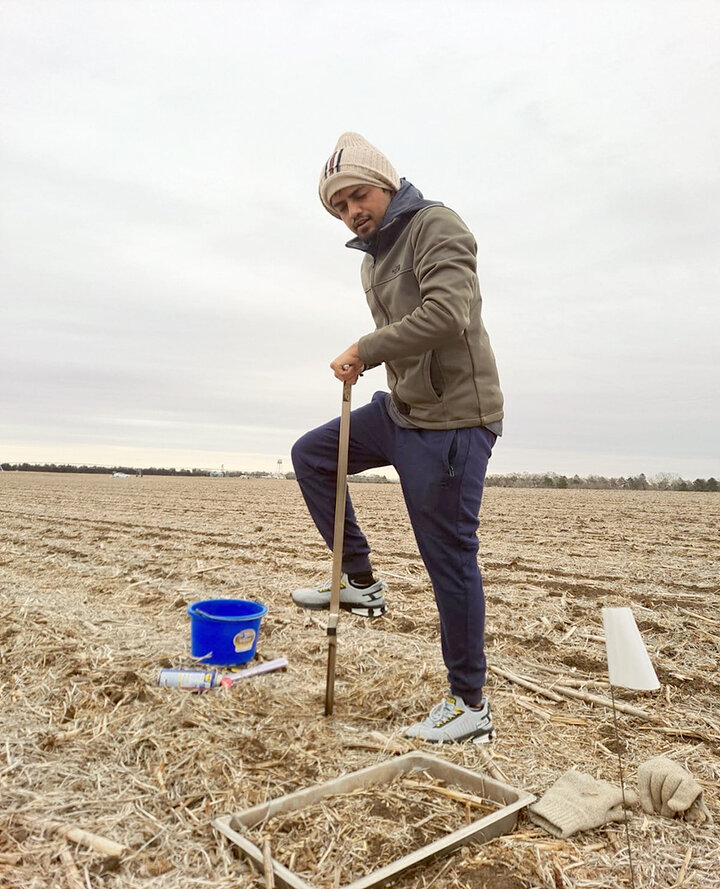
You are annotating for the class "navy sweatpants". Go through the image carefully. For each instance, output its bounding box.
[291,390,496,700]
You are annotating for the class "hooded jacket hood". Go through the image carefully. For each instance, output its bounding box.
[346,179,442,255]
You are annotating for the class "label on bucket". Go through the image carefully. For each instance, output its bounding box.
[233,628,256,652]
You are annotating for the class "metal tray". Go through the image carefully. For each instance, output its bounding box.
[212,750,535,889]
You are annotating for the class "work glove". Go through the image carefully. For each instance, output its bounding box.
[529,769,636,838]
[637,756,711,821]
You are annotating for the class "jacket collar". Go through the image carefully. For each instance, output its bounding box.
[345,179,442,256]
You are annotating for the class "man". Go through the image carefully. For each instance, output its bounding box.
[291,132,504,743]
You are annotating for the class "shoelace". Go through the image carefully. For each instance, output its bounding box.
[428,696,459,724]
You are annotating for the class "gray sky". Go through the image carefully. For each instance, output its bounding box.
[2,0,719,478]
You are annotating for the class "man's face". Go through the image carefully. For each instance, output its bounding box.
[330,184,393,239]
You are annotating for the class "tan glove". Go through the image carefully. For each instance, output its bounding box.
[529,769,636,838]
[637,756,710,821]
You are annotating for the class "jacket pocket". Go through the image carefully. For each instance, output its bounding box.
[392,352,441,407]
[428,351,445,399]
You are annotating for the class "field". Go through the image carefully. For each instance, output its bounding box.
[1,472,718,889]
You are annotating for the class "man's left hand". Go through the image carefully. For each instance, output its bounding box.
[330,344,364,384]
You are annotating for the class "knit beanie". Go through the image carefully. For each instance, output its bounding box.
[319,132,401,217]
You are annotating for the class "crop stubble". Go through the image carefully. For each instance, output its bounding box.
[0,472,718,888]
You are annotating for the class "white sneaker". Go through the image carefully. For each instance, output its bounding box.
[291,574,387,617]
[404,693,494,743]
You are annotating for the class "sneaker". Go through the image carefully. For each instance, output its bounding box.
[404,693,494,744]
[291,573,387,617]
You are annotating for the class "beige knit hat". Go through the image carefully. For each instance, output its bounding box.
[319,132,401,217]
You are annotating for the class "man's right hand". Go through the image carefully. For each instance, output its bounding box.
[330,343,364,384]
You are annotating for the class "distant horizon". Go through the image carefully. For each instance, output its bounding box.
[2,442,718,482]
[2,459,717,486]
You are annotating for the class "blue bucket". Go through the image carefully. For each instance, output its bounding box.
[187,598,268,666]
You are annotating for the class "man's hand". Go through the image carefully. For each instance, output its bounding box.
[330,343,364,384]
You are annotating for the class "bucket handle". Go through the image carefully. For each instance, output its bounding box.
[190,605,266,622]
[193,607,222,621]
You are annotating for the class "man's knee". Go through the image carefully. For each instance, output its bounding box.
[291,431,314,474]
[291,425,336,478]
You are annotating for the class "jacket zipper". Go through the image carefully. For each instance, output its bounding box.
[369,241,392,327]
[369,243,396,380]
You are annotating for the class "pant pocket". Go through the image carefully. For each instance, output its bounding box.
[442,430,459,478]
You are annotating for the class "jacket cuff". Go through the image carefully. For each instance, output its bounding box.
[357,333,380,367]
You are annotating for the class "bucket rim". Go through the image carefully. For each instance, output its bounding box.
[187,598,268,622]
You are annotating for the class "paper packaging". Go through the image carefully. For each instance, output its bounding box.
[602,607,660,690]
[219,657,288,686]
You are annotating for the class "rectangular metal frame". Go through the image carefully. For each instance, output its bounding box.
[212,751,535,889]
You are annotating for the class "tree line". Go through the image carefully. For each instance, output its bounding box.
[1,464,717,491]
[484,472,718,492]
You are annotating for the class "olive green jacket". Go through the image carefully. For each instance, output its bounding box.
[355,198,504,430]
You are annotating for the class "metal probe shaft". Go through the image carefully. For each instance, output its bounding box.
[324,379,352,716]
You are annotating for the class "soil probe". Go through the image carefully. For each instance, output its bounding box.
[324,378,352,716]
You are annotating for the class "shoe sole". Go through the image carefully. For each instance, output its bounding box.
[292,600,387,618]
[472,728,496,745]
[405,727,496,744]
[347,603,387,617]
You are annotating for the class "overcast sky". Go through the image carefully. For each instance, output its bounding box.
[2,0,718,479]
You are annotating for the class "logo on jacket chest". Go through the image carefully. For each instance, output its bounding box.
[390,263,401,275]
